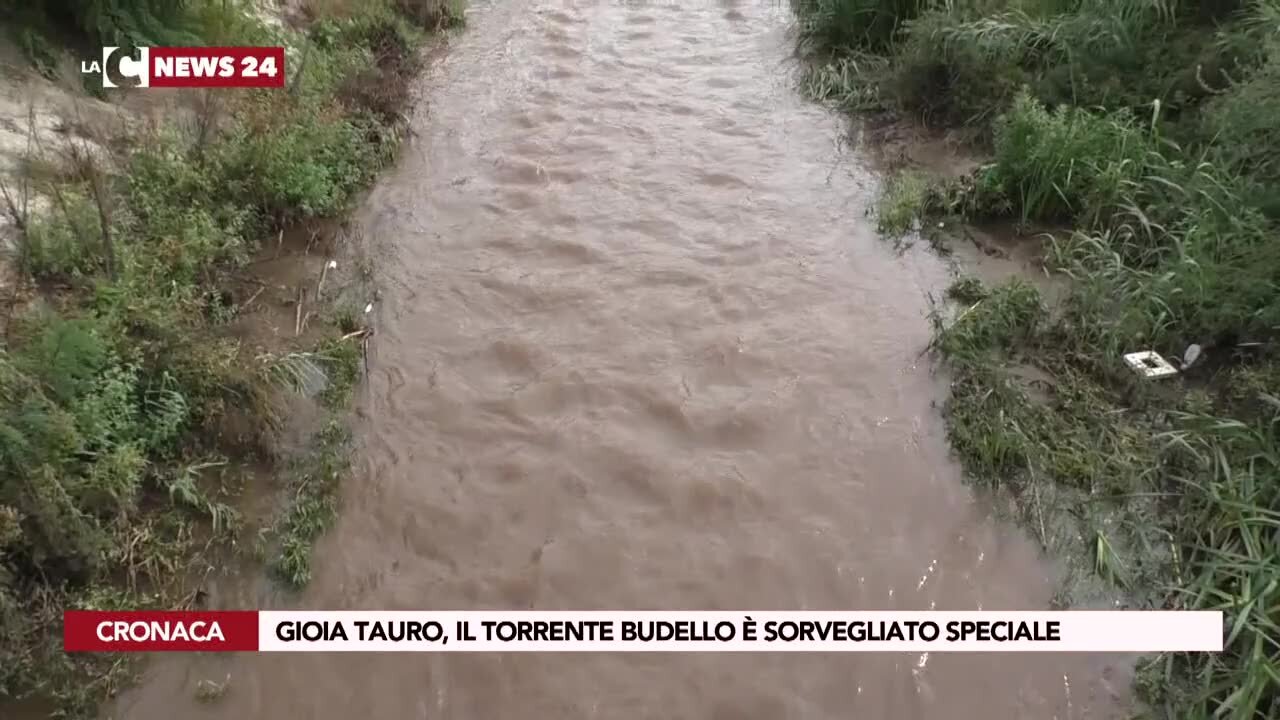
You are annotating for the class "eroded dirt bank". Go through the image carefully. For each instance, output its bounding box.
[111,1,1132,717]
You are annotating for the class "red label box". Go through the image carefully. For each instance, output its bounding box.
[147,47,285,88]
[64,610,260,652]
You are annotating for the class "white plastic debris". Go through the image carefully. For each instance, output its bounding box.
[1181,343,1202,370]
[364,302,374,314]
[1123,351,1179,379]
[327,260,338,269]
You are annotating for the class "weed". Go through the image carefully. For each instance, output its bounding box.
[331,301,362,334]
[316,337,363,409]
[1201,8,1280,217]
[934,280,1044,358]
[23,187,105,279]
[271,420,351,588]
[982,91,1152,226]
[946,276,987,304]
[876,171,929,236]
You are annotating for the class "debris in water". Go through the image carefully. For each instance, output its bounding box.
[1123,351,1178,379]
[194,673,231,702]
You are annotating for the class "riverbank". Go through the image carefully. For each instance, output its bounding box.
[0,1,460,715]
[793,1,1278,717]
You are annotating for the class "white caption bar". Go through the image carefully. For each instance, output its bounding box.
[257,611,1223,652]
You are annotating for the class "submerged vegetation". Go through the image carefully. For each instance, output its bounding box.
[0,0,460,714]
[796,0,1280,716]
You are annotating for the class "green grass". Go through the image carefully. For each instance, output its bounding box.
[876,171,930,236]
[794,0,931,53]
[1,0,454,713]
[931,277,1279,718]
[801,52,889,110]
[945,276,987,304]
[270,420,351,588]
[981,91,1154,226]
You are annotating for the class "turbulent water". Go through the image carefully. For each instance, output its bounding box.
[109,0,1132,717]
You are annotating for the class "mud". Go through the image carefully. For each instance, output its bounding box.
[105,1,1132,718]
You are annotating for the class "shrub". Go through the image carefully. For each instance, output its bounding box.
[841,0,1227,126]
[794,0,928,52]
[889,8,1032,126]
[1056,167,1280,353]
[125,142,253,286]
[23,188,107,279]
[1201,37,1280,216]
[2,316,120,581]
[979,92,1153,225]
[215,107,382,222]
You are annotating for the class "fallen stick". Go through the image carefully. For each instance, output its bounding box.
[294,286,304,336]
[316,260,336,301]
[241,286,265,311]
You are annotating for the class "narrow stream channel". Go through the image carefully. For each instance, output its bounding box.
[111,1,1132,717]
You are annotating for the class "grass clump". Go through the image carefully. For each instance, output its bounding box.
[801,52,890,111]
[945,276,987,304]
[1199,8,1280,216]
[875,171,930,236]
[934,279,1044,359]
[979,91,1154,225]
[796,0,929,53]
[270,420,350,588]
[1,0,454,714]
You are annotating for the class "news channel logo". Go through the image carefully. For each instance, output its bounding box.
[80,47,151,88]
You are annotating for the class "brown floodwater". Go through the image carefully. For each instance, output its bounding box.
[105,0,1133,717]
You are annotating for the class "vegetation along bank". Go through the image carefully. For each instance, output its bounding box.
[793,0,1278,717]
[0,0,461,715]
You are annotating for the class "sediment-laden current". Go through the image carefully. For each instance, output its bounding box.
[111,0,1132,717]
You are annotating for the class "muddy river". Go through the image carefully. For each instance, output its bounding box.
[108,0,1131,717]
